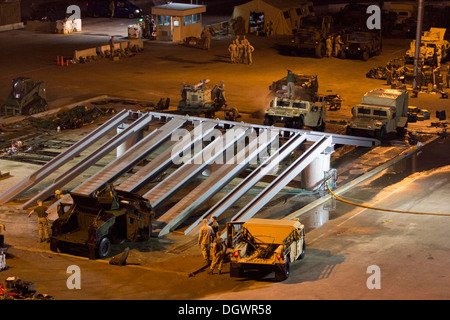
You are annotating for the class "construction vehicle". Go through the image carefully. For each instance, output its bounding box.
[405,28,450,65]
[291,16,333,58]
[50,186,154,259]
[340,30,382,60]
[178,80,239,119]
[346,88,409,140]
[1,78,48,116]
[264,73,325,131]
[226,218,305,281]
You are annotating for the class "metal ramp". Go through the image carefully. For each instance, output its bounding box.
[22,112,154,209]
[155,129,279,237]
[184,131,307,236]
[115,121,218,193]
[143,126,250,208]
[72,117,187,196]
[0,109,131,205]
[230,135,333,223]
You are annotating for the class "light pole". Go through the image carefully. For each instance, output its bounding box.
[413,0,424,91]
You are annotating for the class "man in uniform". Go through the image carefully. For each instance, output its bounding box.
[286,70,298,99]
[209,236,227,274]
[436,47,442,68]
[28,200,50,243]
[334,34,343,57]
[203,27,212,50]
[109,36,115,59]
[236,39,243,63]
[198,219,213,264]
[246,42,254,65]
[209,216,219,238]
[228,40,237,63]
[326,36,333,57]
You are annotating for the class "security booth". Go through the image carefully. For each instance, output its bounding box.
[151,3,206,41]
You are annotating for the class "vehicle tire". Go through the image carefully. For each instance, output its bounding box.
[315,120,325,132]
[275,259,290,281]
[128,13,135,19]
[375,126,386,140]
[340,50,346,59]
[346,126,353,136]
[315,43,323,58]
[264,114,274,126]
[293,116,304,129]
[230,263,243,277]
[362,50,370,61]
[396,126,407,137]
[96,237,111,259]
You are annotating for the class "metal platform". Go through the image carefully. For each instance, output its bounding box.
[0,109,379,237]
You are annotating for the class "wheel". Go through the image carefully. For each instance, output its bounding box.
[362,50,370,61]
[396,126,407,137]
[264,114,274,126]
[275,259,290,281]
[315,43,324,58]
[346,126,353,136]
[96,237,111,259]
[340,50,346,59]
[315,120,325,132]
[230,263,243,277]
[293,116,304,129]
[375,126,386,140]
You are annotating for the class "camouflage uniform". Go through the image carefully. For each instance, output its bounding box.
[198,220,214,264]
[209,238,227,274]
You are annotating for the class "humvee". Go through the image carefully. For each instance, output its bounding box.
[50,189,154,259]
[227,218,305,281]
[264,96,326,131]
[340,31,382,60]
[405,28,450,65]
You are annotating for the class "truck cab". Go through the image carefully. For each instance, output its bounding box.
[227,218,305,281]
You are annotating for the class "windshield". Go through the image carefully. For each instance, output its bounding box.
[292,102,307,109]
[276,100,290,107]
[357,107,371,115]
[373,109,388,117]
[348,33,368,41]
[13,80,25,99]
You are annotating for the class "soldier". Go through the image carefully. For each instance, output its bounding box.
[203,27,212,50]
[436,47,442,69]
[236,39,243,63]
[109,36,115,59]
[246,43,255,65]
[28,200,50,243]
[228,40,237,63]
[198,219,214,264]
[286,70,298,99]
[241,35,249,46]
[209,216,219,238]
[447,64,450,89]
[386,61,393,85]
[326,36,333,57]
[209,236,227,275]
[109,0,115,19]
[419,45,426,66]
[334,34,343,57]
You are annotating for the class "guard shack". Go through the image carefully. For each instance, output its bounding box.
[151,3,206,42]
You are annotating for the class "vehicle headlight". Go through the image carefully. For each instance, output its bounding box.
[357,47,361,50]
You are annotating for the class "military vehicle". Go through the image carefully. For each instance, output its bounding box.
[265,73,325,130]
[405,28,450,65]
[226,218,305,281]
[291,16,333,58]
[178,80,238,119]
[50,188,154,259]
[264,96,326,131]
[1,78,48,116]
[346,88,409,140]
[340,30,382,60]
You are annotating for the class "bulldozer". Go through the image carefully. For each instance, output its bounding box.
[1,78,48,116]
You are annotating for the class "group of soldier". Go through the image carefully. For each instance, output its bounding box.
[228,35,255,65]
[325,34,344,58]
[198,217,227,274]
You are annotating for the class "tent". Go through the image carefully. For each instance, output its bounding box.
[231,0,314,35]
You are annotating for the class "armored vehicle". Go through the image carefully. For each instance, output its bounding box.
[264,96,326,131]
[50,189,154,259]
[268,73,318,101]
[291,16,333,58]
[346,88,409,140]
[405,28,450,65]
[340,31,382,60]
[226,218,305,281]
[2,78,48,116]
[178,80,237,118]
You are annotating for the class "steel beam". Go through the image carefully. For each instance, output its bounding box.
[0,109,131,205]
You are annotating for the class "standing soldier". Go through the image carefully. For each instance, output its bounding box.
[436,47,442,68]
[109,0,115,19]
[209,236,227,274]
[286,70,298,99]
[447,64,450,89]
[203,27,212,50]
[334,34,343,57]
[326,35,332,57]
[209,216,219,238]
[246,42,254,65]
[236,39,243,63]
[109,36,115,59]
[228,40,237,63]
[28,200,50,243]
[198,219,213,264]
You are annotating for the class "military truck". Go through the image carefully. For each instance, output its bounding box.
[264,96,326,131]
[226,218,305,281]
[405,28,450,65]
[178,80,235,118]
[340,30,382,60]
[346,88,409,140]
[50,188,154,259]
[291,16,333,58]
[2,78,48,116]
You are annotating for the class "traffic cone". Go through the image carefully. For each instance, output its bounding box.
[57,56,60,65]
[61,56,64,66]
[66,59,69,66]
